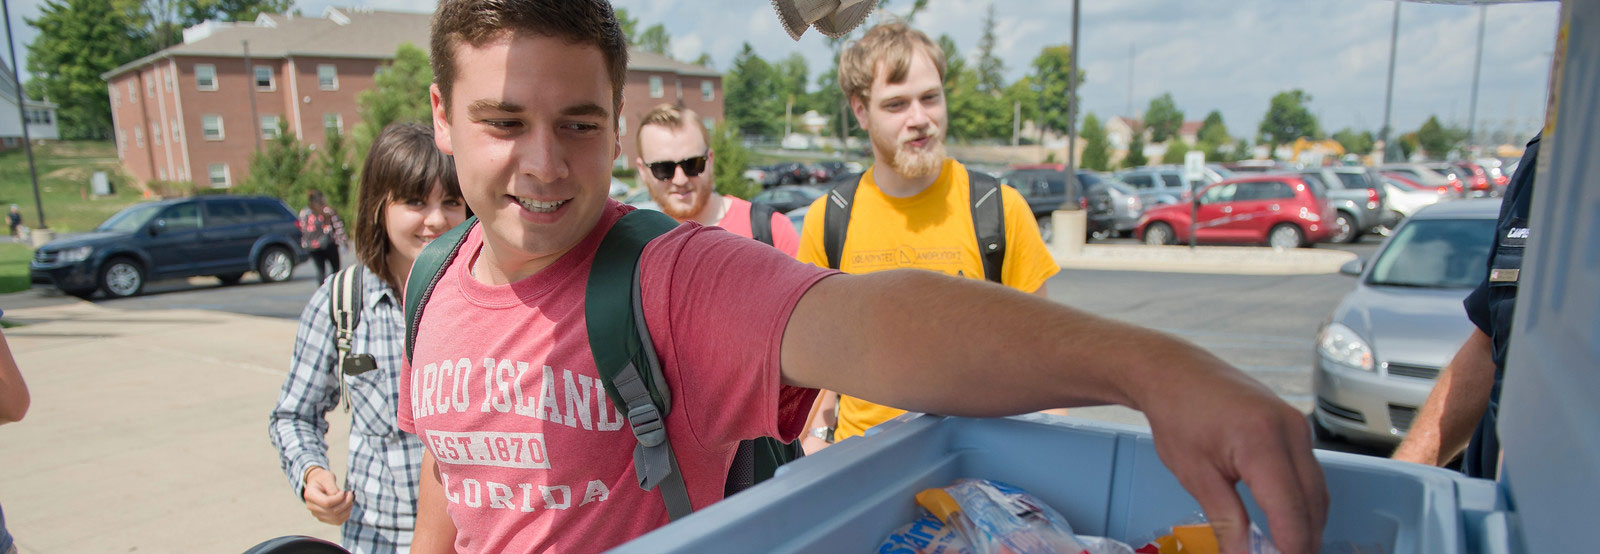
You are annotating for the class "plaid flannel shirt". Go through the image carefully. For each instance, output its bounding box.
[269,268,424,553]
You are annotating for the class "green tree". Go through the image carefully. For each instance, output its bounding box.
[724,43,783,137]
[1161,140,1191,164]
[693,53,714,69]
[1143,92,1183,143]
[1028,45,1085,138]
[1003,78,1039,142]
[238,122,313,203]
[1415,116,1465,159]
[637,23,671,57]
[941,33,1003,141]
[1123,132,1148,168]
[1196,110,1229,145]
[353,43,434,167]
[312,129,356,214]
[182,0,291,26]
[974,4,1005,93]
[1079,112,1111,171]
[1332,128,1375,156]
[1399,132,1420,160]
[775,52,811,115]
[26,0,145,139]
[1230,137,1254,161]
[710,121,760,200]
[1257,89,1321,157]
[614,7,638,44]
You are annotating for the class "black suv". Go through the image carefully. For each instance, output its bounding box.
[31,195,307,299]
[999,164,1113,242]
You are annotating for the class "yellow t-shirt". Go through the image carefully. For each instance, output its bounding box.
[797,159,1060,440]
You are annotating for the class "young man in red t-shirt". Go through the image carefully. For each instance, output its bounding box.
[404,1,1327,552]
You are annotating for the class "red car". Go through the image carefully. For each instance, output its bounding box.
[1454,162,1494,197]
[1136,175,1335,248]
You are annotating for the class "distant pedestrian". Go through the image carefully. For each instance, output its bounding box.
[299,190,348,284]
[7,205,21,240]
[270,123,469,553]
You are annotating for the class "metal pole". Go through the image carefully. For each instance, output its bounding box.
[3,0,44,230]
[244,40,262,153]
[1379,0,1401,162]
[1466,4,1487,155]
[1065,0,1078,180]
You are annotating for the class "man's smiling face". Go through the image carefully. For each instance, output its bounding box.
[430,32,620,279]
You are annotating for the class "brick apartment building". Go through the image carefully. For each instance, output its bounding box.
[103,8,723,188]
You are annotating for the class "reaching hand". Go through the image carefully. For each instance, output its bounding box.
[302,466,355,525]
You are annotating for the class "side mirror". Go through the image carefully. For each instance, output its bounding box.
[149,219,167,236]
[1339,258,1365,276]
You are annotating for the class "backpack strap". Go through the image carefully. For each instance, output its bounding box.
[404,216,478,364]
[586,209,693,521]
[822,175,862,270]
[968,168,1006,283]
[328,265,364,412]
[749,202,776,246]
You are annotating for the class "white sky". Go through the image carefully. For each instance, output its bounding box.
[2,0,1560,141]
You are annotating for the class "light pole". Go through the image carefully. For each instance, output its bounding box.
[1380,0,1402,163]
[1466,4,1487,155]
[3,0,45,231]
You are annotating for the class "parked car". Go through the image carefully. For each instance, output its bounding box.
[623,189,659,212]
[1136,174,1334,249]
[812,161,851,183]
[1222,160,1286,174]
[998,164,1099,242]
[743,164,771,185]
[1378,163,1460,197]
[1083,176,1143,239]
[1113,165,1227,207]
[1378,173,1448,232]
[1423,162,1471,196]
[1312,199,1502,445]
[765,162,815,186]
[751,185,826,214]
[1298,166,1388,243]
[30,195,306,299]
[610,177,631,198]
[1453,161,1497,197]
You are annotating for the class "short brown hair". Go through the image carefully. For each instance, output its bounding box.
[838,21,947,104]
[353,122,466,289]
[635,103,709,161]
[430,0,629,111]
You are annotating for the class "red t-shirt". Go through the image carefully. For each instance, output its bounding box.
[716,196,801,257]
[398,201,828,553]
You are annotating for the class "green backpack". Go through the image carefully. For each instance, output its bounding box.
[402,210,802,521]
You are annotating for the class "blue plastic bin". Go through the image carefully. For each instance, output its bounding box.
[613,415,1513,553]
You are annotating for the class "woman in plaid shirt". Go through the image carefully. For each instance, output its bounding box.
[270,123,469,553]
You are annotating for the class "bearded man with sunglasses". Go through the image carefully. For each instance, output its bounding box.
[636,104,800,256]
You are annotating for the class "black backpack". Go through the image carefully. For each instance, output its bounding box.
[403,209,800,522]
[822,168,1006,282]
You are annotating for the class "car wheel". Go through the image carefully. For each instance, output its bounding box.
[258,247,295,283]
[99,258,146,299]
[1089,226,1114,241]
[1036,215,1055,243]
[1268,223,1305,250]
[216,272,245,286]
[1330,212,1358,244]
[1143,222,1174,246]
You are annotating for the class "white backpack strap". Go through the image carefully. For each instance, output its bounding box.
[327,266,364,412]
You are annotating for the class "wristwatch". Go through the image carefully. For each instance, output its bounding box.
[810,426,834,443]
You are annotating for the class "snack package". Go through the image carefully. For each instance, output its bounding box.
[914,479,1087,554]
[877,512,974,554]
[1135,522,1281,554]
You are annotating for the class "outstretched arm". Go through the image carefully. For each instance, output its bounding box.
[780,270,1327,554]
[1393,329,1496,466]
[0,331,27,424]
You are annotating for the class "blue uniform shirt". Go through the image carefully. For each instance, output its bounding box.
[1458,133,1539,479]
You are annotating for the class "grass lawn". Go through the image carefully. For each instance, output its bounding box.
[0,141,146,235]
[0,242,31,294]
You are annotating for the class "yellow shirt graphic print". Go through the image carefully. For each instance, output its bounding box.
[798,159,1060,440]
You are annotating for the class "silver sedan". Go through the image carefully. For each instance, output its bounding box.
[1312,199,1501,446]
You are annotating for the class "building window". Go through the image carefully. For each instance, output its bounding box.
[261,115,281,139]
[171,118,181,142]
[145,78,154,97]
[196,64,217,91]
[318,64,338,90]
[649,76,664,98]
[24,109,52,125]
[117,129,126,157]
[166,68,175,92]
[159,168,167,180]
[323,113,343,135]
[374,65,387,78]
[110,86,118,107]
[152,124,162,146]
[134,127,144,147]
[701,80,714,101]
[202,115,225,140]
[255,65,275,91]
[128,81,138,102]
[703,117,716,132]
[209,163,231,187]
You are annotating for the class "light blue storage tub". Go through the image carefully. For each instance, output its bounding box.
[612,415,1512,553]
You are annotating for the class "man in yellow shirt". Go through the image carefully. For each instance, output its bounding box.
[799,22,1060,442]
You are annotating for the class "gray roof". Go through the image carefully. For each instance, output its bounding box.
[104,8,718,80]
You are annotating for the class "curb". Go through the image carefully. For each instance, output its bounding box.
[1053,244,1357,275]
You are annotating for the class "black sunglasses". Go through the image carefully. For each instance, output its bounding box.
[645,155,709,181]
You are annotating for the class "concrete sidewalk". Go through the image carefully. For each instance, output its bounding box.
[0,301,345,553]
[1054,244,1357,275]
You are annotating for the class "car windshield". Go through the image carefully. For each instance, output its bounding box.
[1366,218,1496,288]
[96,203,164,233]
